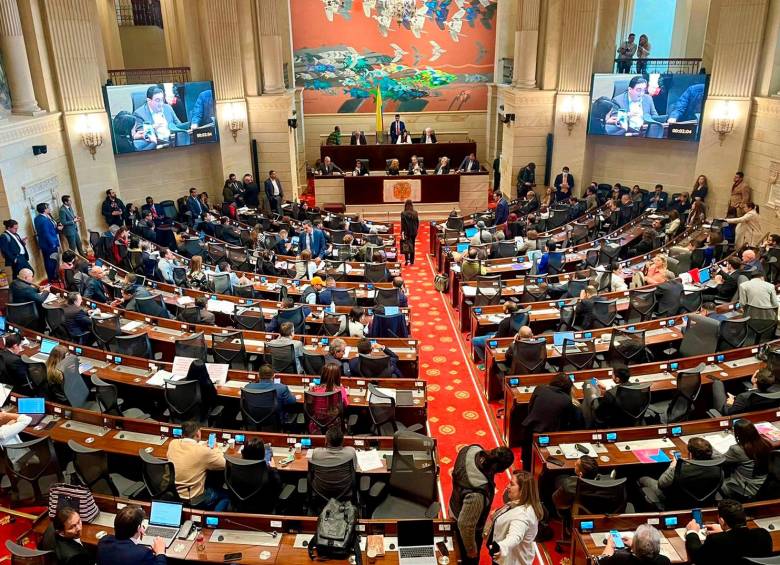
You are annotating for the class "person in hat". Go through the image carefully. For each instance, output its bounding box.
[302,275,325,305]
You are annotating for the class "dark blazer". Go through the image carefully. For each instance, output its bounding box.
[685,526,772,565]
[318,163,344,175]
[141,203,163,218]
[264,178,284,203]
[64,304,92,335]
[101,197,126,227]
[96,535,166,565]
[434,163,451,175]
[389,120,405,144]
[10,279,49,306]
[647,191,668,210]
[34,214,59,253]
[187,195,204,219]
[245,381,296,413]
[55,535,94,565]
[458,157,480,172]
[349,347,402,378]
[407,162,427,175]
[715,270,740,301]
[519,197,539,215]
[421,132,437,143]
[401,211,419,241]
[83,277,108,304]
[0,349,31,393]
[553,173,575,191]
[574,298,595,329]
[494,198,509,226]
[521,385,580,439]
[724,389,780,415]
[0,231,31,273]
[655,280,683,316]
[350,132,367,145]
[299,229,327,259]
[243,182,260,207]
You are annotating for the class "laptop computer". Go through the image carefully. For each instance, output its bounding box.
[29,338,59,363]
[464,227,478,239]
[140,500,183,548]
[18,397,46,426]
[553,331,575,347]
[398,519,437,565]
[698,267,716,287]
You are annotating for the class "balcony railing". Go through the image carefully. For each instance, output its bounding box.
[613,58,703,74]
[115,0,163,27]
[107,67,191,85]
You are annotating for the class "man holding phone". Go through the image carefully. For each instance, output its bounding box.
[598,524,670,564]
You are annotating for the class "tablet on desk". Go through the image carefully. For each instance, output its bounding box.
[698,267,711,284]
[456,242,469,254]
[464,227,478,238]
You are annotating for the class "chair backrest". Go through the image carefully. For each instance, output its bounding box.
[139,449,180,501]
[61,355,90,408]
[509,308,531,333]
[302,349,326,375]
[367,383,398,435]
[308,459,357,509]
[387,430,438,508]
[368,313,408,338]
[496,240,516,258]
[5,540,53,565]
[211,330,247,367]
[234,284,255,298]
[357,353,392,378]
[174,332,208,362]
[7,302,41,331]
[68,439,118,496]
[135,293,166,316]
[266,342,297,374]
[680,289,702,314]
[592,299,617,328]
[509,338,547,374]
[665,367,703,423]
[375,288,400,307]
[224,455,274,512]
[234,311,266,331]
[629,288,656,318]
[164,379,202,423]
[304,390,344,432]
[240,387,280,431]
[608,328,647,364]
[277,306,306,334]
[178,306,200,324]
[547,251,565,275]
[718,316,751,350]
[567,278,589,299]
[572,477,628,515]
[331,288,357,306]
[560,338,596,371]
[679,314,720,357]
[110,332,152,358]
[667,457,725,508]
[43,307,68,339]
[614,383,651,424]
[365,262,389,283]
[92,314,121,348]
[213,272,232,295]
[24,361,48,397]
[92,375,122,416]
[0,436,62,504]
[322,313,347,336]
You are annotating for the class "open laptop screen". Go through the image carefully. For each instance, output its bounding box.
[149,500,183,527]
[553,331,575,347]
[698,267,710,283]
[398,519,434,547]
[18,397,45,414]
[40,338,59,355]
[464,227,478,238]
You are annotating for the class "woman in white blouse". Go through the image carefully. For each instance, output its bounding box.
[339,305,369,337]
[485,471,543,565]
[610,263,628,292]
[0,411,33,462]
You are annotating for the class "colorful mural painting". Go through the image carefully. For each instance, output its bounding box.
[291,0,497,114]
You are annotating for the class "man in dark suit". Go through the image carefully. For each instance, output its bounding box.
[10,268,50,308]
[553,166,575,195]
[63,292,93,338]
[324,337,351,375]
[349,130,367,145]
[606,75,661,137]
[83,266,110,304]
[712,368,780,415]
[582,367,640,427]
[101,189,126,228]
[318,156,343,176]
[245,364,297,417]
[685,499,772,564]
[639,437,721,510]
[264,170,284,215]
[655,270,683,316]
[389,114,405,144]
[434,157,451,175]
[189,88,215,129]
[0,219,32,278]
[141,196,162,220]
[273,229,293,256]
[494,191,509,226]
[132,84,187,146]
[53,506,94,565]
[241,173,260,208]
[458,153,480,172]
[421,127,437,144]
[703,257,742,302]
[407,155,426,175]
[34,202,61,282]
[574,286,597,330]
[349,339,402,377]
[647,184,669,210]
[668,83,705,124]
[299,220,327,259]
[96,505,166,565]
[0,333,32,393]
[186,187,204,224]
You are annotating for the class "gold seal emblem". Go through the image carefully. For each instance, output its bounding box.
[392,181,412,201]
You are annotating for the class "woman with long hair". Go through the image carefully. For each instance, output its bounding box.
[721,419,771,500]
[339,305,368,337]
[387,158,400,176]
[112,226,129,264]
[644,253,668,285]
[309,362,349,433]
[187,254,208,289]
[688,199,706,226]
[485,470,544,565]
[400,199,419,266]
[692,174,708,201]
[636,34,651,74]
[45,345,70,403]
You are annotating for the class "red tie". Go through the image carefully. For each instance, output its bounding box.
[152,207,158,219]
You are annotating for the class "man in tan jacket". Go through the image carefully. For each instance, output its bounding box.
[166,420,228,510]
[728,171,751,217]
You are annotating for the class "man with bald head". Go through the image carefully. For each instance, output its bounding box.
[84,266,110,304]
[741,248,763,274]
[10,268,50,308]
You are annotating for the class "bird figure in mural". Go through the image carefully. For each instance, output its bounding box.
[322,0,341,21]
[410,6,428,38]
[411,45,423,66]
[444,9,465,42]
[477,0,491,6]
[475,41,487,64]
[389,43,408,63]
[429,40,446,62]
[362,0,376,18]
[374,12,392,36]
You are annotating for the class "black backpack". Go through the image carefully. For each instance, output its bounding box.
[307,499,361,563]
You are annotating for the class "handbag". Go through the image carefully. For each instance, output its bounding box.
[48,483,99,522]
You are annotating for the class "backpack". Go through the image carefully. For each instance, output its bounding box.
[307,499,361,563]
[434,274,449,292]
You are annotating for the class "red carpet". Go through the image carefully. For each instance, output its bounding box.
[402,223,553,564]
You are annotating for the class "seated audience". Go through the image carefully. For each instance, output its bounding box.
[339,305,369,337]
[644,254,668,285]
[458,152,479,172]
[301,276,324,305]
[422,127,437,143]
[0,334,32,393]
[353,160,369,176]
[53,506,93,565]
[386,158,401,175]
[434,156,451,175]
[269,321,304,372]
[11,267,50,308]
[582,367,643,428]
[295,249,319,280]
[574,286,597,329]
[720,419,770,501]
[392,276,409,307]
[712,367,779,415]
[186,255,208,290]
[599,524,670,565]
[610,263,628,292]
[654,270,682,316]
[552,455,599,513]
[84,266,110,303]
[408,155,426,175]
[311,426,358,467]
[245,364,296,417]
[647,184,668,210]
[349,338,402,377]
[166,420,228,510]
[96,505,166,565]
[63,292,93,338]
[157,247,176,284]
[738,270,778,316]
[324,337,351,376]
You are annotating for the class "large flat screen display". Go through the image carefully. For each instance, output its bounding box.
[103,81,218,154]
[587,73,709,141]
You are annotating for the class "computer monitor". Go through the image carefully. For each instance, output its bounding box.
[0,315,6,332]
[456,242,469,254]
[464,227,478,239]
[18,397,45,415]
[397,519,434,548]
[553,331,575,347]
[39,338,59,356]
[698,267,710,283]
[149,500,183,527]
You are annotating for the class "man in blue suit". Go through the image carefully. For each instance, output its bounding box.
[389,114,405,144]
[300,220,327,259]
[0,219,32,278]
[668,82,705,123]
[96,505,166,565]
[186,187,204,225]
[605,76,661,137]
[133,85,188,147]
[494,190,509,226]
[189,89,215,128]
[33,202,61,282]
[245,364,297,418]
[264,170,284,215]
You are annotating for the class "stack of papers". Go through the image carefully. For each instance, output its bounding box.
[172,356,196,378]
[121,320,145,332]
[206,299,236,314]
[559,443,597,459]
[755,422,780,442]
[43,293,58,304]
[356,450,384,472]
[147,370,186,387]
[176,296,195,305]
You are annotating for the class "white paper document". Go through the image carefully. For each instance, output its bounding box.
[356,450,384,472]
[206,363,229,385]
[171,356,196,378]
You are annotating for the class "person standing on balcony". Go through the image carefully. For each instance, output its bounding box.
[636,34,651,74]
[616,33,637,73]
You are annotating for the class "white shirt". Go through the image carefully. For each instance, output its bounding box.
[8,232,25,255]
[628,99,644,129]
[491,504,539,565]
[151,110,171,139]
[424,135,434,143]
[0,415,32,462]
[271,179,280,196]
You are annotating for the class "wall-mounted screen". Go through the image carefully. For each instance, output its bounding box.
[103,81,218,154]
[588,73,709,142]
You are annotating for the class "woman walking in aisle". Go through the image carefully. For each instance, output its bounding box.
[400,199,419,266]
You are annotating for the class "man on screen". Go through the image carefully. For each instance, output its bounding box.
[605,76,660,137]
[133,85,188,145]
[668,82,705,124]
[189,89,215,129]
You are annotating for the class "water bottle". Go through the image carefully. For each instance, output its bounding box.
[330,300,336,313]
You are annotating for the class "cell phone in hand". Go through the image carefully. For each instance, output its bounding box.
[610,530,625,549]
[692,508,703,526]
[208,433,216,449]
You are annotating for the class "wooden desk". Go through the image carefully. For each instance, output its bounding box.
[501,340,767,446]
[570,501,780,565]
[320,141,477,171]
[342,173,479,206]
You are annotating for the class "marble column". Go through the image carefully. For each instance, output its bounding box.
[0,0,42,115]
[256,0,286,94]
[512,0,540,89]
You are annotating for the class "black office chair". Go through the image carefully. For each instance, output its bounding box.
[371,430,440,519]
[614,383,652,425]
[135,294,167,317]
[43,307,69,339]
[212,330,254,370]
[755,450,780,501]
[374,288,400,307]
[207,242,226,264]
[566,278,589,299]
[304,390,344,433]
[367,384,423,436]
[163,378,223,425]
[745,306,779,344]
[172,266,188,287]
[322,313,347,336]
[212,272,232,295]
[91,375,149,419]
[110,332,153,358]
[717,316,751,351]
[4,540,52,565]
[234,311,266,331]
[138,448,189,502]
[0,436,62,505]
[174,332,208,362]
[265,342,297,374]
[628,288,656,322]
[654,457,725,510]
[556,477,629,552]
[365,263,390,283]
[225,454,290,513]
[558,338,596,372]
[508,308,531,333]
[679,289,702,314]
[547,252,566,275]
[356,353,392,378]
[472,277,502,307]
[331,288,357,306]
[592,299,618,328]
[277,306,307,335]
[7,301,43,332]
[240,387,284,432]
[495,240,516,258]
[92,314,122,349]
[234,284,255,299]
[302,459,359,516]
[505,338,548,374]
[649,366,703,423]
[302,349,326,375]
[23,360,49,398]
[178,306,200,324]
[61,355,98,411]
[606,328,650,366]
[67,439,145,498]
[557,303,578,331]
